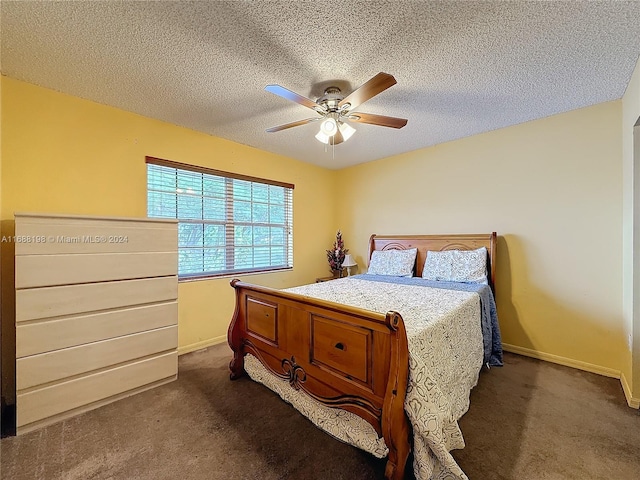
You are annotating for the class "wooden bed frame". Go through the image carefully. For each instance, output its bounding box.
[228,233,497,480]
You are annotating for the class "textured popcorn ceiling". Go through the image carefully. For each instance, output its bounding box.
[2,1,640,169]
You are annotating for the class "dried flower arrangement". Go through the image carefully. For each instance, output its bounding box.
[326,230,349,276]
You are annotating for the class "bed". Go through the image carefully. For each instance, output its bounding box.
[227,233,502,480]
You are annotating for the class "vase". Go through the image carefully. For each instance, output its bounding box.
[331,268,343,279]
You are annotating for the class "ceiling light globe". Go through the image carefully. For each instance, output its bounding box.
[315,131,330,144]
[339,122,356,141]
[320,118,337,136]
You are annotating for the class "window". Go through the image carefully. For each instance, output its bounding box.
[146,157,293,279]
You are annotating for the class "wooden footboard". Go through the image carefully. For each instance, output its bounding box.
[227,279,411,480]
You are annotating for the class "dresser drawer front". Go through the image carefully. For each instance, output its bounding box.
[17,326,177,390]
[18,351,177,428]
[311,316,370,383]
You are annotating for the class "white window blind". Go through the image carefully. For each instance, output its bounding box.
[146,157,293,279]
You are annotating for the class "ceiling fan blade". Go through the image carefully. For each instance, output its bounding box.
[338,72,397,110]
[347,112,408,129]
[266,118,319,133]
[265,85,325,111]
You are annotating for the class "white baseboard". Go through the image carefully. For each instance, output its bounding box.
[502,343,639,409]
[178,335,227,356]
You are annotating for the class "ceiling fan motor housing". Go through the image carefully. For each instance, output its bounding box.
[317,86,347,113]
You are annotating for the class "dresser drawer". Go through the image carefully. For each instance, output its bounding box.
[17,326,177,390]
[18,351,177,429]
[311,317,371,383]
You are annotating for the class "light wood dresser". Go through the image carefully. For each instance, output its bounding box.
[14,213,178,433]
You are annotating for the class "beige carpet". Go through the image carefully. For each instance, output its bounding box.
[1,344,638,480]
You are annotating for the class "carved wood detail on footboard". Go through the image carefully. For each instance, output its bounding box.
[227,279,411,480]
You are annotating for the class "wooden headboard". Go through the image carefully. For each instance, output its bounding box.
[368,233,497,291]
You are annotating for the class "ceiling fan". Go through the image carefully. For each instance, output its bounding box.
[265,72,408,145]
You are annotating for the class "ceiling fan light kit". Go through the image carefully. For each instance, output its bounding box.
[265,72,408,146]
[315,120,356,145]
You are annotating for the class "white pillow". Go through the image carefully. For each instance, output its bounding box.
[422,247,488,284]
[366,248,417,277]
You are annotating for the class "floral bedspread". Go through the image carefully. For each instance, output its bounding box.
[245,276,490,480]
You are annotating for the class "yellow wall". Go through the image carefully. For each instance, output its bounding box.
[622,53,640,404]
[0,77,338,403]
[1,75,636,409]
[337,101,626,375]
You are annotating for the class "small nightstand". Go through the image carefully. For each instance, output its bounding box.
[315,276,336,283]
